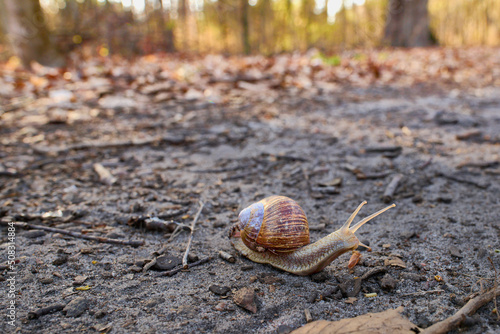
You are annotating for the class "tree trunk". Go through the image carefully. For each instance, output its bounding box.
[0,0,64,67]
[384,0,436,47]
[241,0,250,54]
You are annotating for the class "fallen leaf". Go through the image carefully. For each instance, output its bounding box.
[290,306,420,334]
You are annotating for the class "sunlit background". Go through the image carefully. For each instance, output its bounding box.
[2,0,500,61]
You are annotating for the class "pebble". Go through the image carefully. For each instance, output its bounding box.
[400,230,416,240]
[73,275,88,286]
[306,291,319,303]
[241,265,254,271]
[379,273,398,291]
[128,265,143,273]
[94,310,107,319]
[339,278,361,297]
[154,254,181,271]
[233,287,257,313]
[52,256,68,266]
[63,297,89,317]
[276,324,294,334]
[134,259,150,267]
[322,286,340,299]
[40,277,54,284]
[23,230,47,239]
[310,272,330,283]
[214,301,229,312]
[209,285,230,296]
[449,245,463,258]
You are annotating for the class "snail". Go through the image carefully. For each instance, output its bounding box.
[229,196,395,276]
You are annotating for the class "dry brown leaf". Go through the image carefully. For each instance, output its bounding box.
[290,306,420,334]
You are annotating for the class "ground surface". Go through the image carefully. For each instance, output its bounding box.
[0,49,499,333]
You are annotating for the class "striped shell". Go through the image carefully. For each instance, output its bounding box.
[238,196,310,253]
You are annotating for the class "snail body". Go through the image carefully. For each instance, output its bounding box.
[230,196,395,276]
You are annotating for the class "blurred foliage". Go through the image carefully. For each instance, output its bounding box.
[0,0,500,60]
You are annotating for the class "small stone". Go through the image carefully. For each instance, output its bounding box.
[129,265,143,273]
[412,195,423,204]
[277,324,294,334]
[95,310,107,319]
[449,245,463,258]
[400,230,416,240]
[52,256,68,266]
[154,254,181,271]
[40,277,54,284]
[233,287,257,313]
[307,291,319,303]
[80,248,93,254]
[437,196,452,204]
[214,301,229,311]
[73,275,87,286]
[63,297,89,317]
[339,278,362,297]
[380,273,398,291]
[322,286,340,299]
[134,259,150,267]
[23,230,47,239]
[310,272,330,283]
[144,297,165,308]
[209,285,230,296]
[241,265,254,271]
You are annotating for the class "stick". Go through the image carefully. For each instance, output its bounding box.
[28,303,66,319]
[157,257,212,277]
[422,285,500,334]
[438,172,489,189]
[1,221,144,247]
[383,173,404,203]
[182,201,205,269]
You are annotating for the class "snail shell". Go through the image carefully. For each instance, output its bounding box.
[238,196,309,253]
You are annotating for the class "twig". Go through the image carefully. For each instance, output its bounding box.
[182,201,205,269]
[32,135,188,156]
[383,173,404,203]
[27,303,66,319]
[219,250,236,263]
[438,172,489,189]
[488,257,499,320]
[419,157,433,170]
[156,256,212,277]
[1,221,144,247]
[422,285,500,334]
[93,163,117,185]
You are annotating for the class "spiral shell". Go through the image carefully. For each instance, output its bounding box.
[238,196,310,253]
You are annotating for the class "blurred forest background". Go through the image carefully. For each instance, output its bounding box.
[1,0,500,67]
